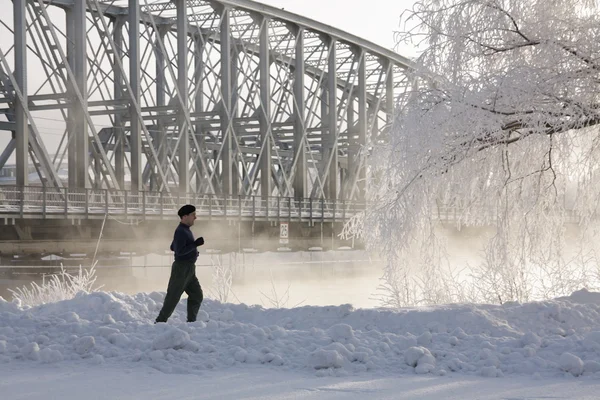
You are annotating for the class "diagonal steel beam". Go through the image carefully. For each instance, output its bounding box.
[85,0,172,193]
[0,48,63,188]
[0,138,16,170]
[139,0,216,195]
[33,0,118,189]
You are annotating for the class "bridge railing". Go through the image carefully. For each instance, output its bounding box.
[0,185,366,221]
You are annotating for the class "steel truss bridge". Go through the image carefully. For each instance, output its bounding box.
[1,0,413,200]
[0,0,415,255]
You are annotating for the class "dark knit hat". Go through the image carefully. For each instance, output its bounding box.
[178,204,196,218]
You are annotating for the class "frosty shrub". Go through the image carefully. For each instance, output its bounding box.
[260,270,292,309]
[208,254,234,303]
[9,263,102,307]
[345,0,600,307]
[259,270,305,309]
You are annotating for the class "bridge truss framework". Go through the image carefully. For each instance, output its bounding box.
[0,0,414,204]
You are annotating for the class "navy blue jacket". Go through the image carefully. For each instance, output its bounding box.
[170,223,198,263]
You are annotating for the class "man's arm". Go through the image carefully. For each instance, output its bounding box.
[172,229,197,257]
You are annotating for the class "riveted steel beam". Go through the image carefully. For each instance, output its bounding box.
[113,16,126,188]
[65,1,89,188]
[14,0,28,186]
[129,0,142,192]
[220,8,233,195]
[292,26,306,200]
[176,0,189,194]
[258,16,271,198]
[327,38,337,200]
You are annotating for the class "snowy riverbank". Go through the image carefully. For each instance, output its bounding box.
[2,289,600,380]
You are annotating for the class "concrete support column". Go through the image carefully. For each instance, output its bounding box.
[14,0,28,187]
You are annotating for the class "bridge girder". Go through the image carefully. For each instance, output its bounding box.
[0,0,413,201]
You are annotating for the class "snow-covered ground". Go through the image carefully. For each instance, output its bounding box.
[2,289,600,398]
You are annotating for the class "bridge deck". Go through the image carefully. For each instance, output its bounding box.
[0,185,365,222]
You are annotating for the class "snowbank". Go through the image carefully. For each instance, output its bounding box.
[1,289,600,378]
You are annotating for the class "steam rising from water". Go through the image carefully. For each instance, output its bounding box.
[1,251,386,309]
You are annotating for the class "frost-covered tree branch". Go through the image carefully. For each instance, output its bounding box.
[347,0,600,307]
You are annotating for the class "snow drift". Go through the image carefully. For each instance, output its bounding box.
[1,289,600,378]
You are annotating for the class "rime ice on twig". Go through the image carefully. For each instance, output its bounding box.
[346,0,600,307]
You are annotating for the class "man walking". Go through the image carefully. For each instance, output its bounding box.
[155,204,205,323]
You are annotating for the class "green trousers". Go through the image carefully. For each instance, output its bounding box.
[156,260,203,323]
